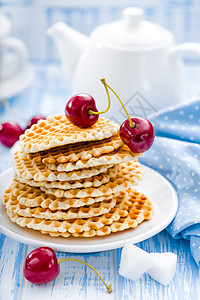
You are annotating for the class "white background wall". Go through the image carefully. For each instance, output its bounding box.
[1,0,200,60]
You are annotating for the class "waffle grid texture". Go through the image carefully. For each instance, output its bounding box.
[6,189,153,237]
[27,135,123,164]
[4,187,117,220]
[20,115,120,153]
[4,115,153,238]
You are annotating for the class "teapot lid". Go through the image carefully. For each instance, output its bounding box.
[91,7,173,50]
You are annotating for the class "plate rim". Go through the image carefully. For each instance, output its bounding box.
[0,166,178,253]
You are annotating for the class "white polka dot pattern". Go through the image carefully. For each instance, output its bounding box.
[141,99,200,267]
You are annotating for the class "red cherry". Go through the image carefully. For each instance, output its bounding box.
[119,117,154,153]
[65,93,99,128]
[23,247,60,284]
[26,115,46,129]
[0,121,24,148]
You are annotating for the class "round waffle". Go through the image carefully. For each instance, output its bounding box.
[14,164,119,190]
[4,189,117,220]
[9,179,114,210]
[20,115,119,153]
[45,145,140,172]
[5,189,153,236]
[14,151,115,181]
[39,161,144,198]
[27,135,123,164]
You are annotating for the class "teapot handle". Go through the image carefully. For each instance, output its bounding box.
[169,42,200,101]
[0,37,28,80]
[170,42,200,58]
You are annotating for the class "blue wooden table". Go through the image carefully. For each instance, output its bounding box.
[0,62,200,300]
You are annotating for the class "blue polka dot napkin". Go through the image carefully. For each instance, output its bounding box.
[140,99,200,267]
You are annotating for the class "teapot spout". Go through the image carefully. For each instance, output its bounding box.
[47,22,89,84]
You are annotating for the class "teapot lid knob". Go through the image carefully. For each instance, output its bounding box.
[123,7,144,28]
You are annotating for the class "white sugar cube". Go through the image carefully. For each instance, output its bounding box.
[119,243,153,280]
[148,252,177,286]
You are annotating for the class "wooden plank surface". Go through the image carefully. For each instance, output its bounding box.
[0,63,200,300]
[0,231,199,300]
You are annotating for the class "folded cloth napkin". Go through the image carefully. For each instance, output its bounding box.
[140,99,200,267]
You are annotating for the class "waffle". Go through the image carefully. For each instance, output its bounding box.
[14,151,115,181]
[27,135,123,164]
[4,189,117,220]
[6,189,153,236]
[14,164,119,190]
[9,179,114,210]
[45,145,140,172]
[40,161,144,198]
[20,115,119,153]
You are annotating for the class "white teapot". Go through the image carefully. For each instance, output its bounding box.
[0,13,28,81]
[47,7,200,122]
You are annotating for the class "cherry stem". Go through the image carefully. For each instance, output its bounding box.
[57,258,112,293]
[89,78,135,128]
[88,79,111,116]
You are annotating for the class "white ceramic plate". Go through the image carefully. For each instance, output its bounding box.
[0,167,178,253]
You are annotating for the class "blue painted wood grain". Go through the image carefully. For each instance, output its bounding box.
[0,63,200,300]
[0,231,199,300]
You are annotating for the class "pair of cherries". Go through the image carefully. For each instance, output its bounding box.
[0,115,46,148]
[0,79,154,154]
[65,79,154,153]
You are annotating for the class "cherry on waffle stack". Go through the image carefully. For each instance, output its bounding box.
[3,114,153,237]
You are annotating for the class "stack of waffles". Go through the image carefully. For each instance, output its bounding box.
[3,114,153,237]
